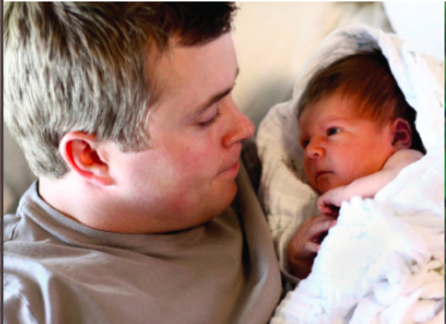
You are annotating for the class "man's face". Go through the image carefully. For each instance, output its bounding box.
[107,33,255,233]
[298,93,395,194]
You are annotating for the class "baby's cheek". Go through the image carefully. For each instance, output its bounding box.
[303,164,314,183]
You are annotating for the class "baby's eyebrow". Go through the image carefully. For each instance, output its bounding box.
[321,115,349,123]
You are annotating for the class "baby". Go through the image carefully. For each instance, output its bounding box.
[287,51,425,279]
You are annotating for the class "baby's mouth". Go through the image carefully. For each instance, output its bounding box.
[315,171,330,179]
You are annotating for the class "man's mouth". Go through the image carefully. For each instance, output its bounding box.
[219,160,240,176]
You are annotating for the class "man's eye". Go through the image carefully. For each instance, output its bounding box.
[198,110,221,127]
[327,128,340,136]
[300,139,309,149]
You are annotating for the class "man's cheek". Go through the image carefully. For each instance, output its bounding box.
[169,179,211,214]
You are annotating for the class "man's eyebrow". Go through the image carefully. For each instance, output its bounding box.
[193,67,239,114]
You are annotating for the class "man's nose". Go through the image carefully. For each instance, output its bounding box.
[222,98,255,147]
[305,138,325,159]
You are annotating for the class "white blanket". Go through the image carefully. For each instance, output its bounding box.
[257,25,444,323]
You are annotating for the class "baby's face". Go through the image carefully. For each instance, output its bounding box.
[298,93,396,194]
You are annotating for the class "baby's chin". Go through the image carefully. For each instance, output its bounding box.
[316,181,343,195]
[309,174,349,194]
[313,181,333,194]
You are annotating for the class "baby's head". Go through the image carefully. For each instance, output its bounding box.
[297,51,425,194]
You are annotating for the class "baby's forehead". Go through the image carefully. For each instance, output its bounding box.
[298,92,363,121]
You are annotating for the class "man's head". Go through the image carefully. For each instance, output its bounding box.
[5,3,255,233]
[297,51,425,194]
[4,2,237,177]
[87,32,254,233]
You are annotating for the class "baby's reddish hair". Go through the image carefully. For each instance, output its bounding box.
[297,51,425,153]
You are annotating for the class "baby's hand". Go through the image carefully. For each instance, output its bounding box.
[317,187,345,217]
[287,215,337,279]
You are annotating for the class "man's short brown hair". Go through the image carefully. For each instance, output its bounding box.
[297,51,425,153]
[4,2,238,177]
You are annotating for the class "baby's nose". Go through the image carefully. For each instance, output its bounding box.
[305,139,325,159]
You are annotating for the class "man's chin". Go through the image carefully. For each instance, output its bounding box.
[208,182,238,215]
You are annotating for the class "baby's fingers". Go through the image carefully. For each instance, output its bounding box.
[310,217,337,237]
[304,241,320,253]
[318,204,335,216]
[325,206,340,217]
[318,198,340,217]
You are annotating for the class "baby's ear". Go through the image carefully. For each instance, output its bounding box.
[391,118,412,150]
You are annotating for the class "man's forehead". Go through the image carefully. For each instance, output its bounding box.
[147,34,238,112]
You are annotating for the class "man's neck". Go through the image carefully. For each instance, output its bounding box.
[38,175,152,234]
[38,175,87,224]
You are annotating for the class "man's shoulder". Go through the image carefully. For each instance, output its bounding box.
[3,181,42,243]
[4,271,41,324]
[3,213,22,242]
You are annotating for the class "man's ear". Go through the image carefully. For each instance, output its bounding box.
[59,132,114,186]
[391,118,412,150]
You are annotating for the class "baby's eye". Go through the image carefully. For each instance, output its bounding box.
[327,128,340,136]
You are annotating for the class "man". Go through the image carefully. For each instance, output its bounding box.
[3,3,281,323]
